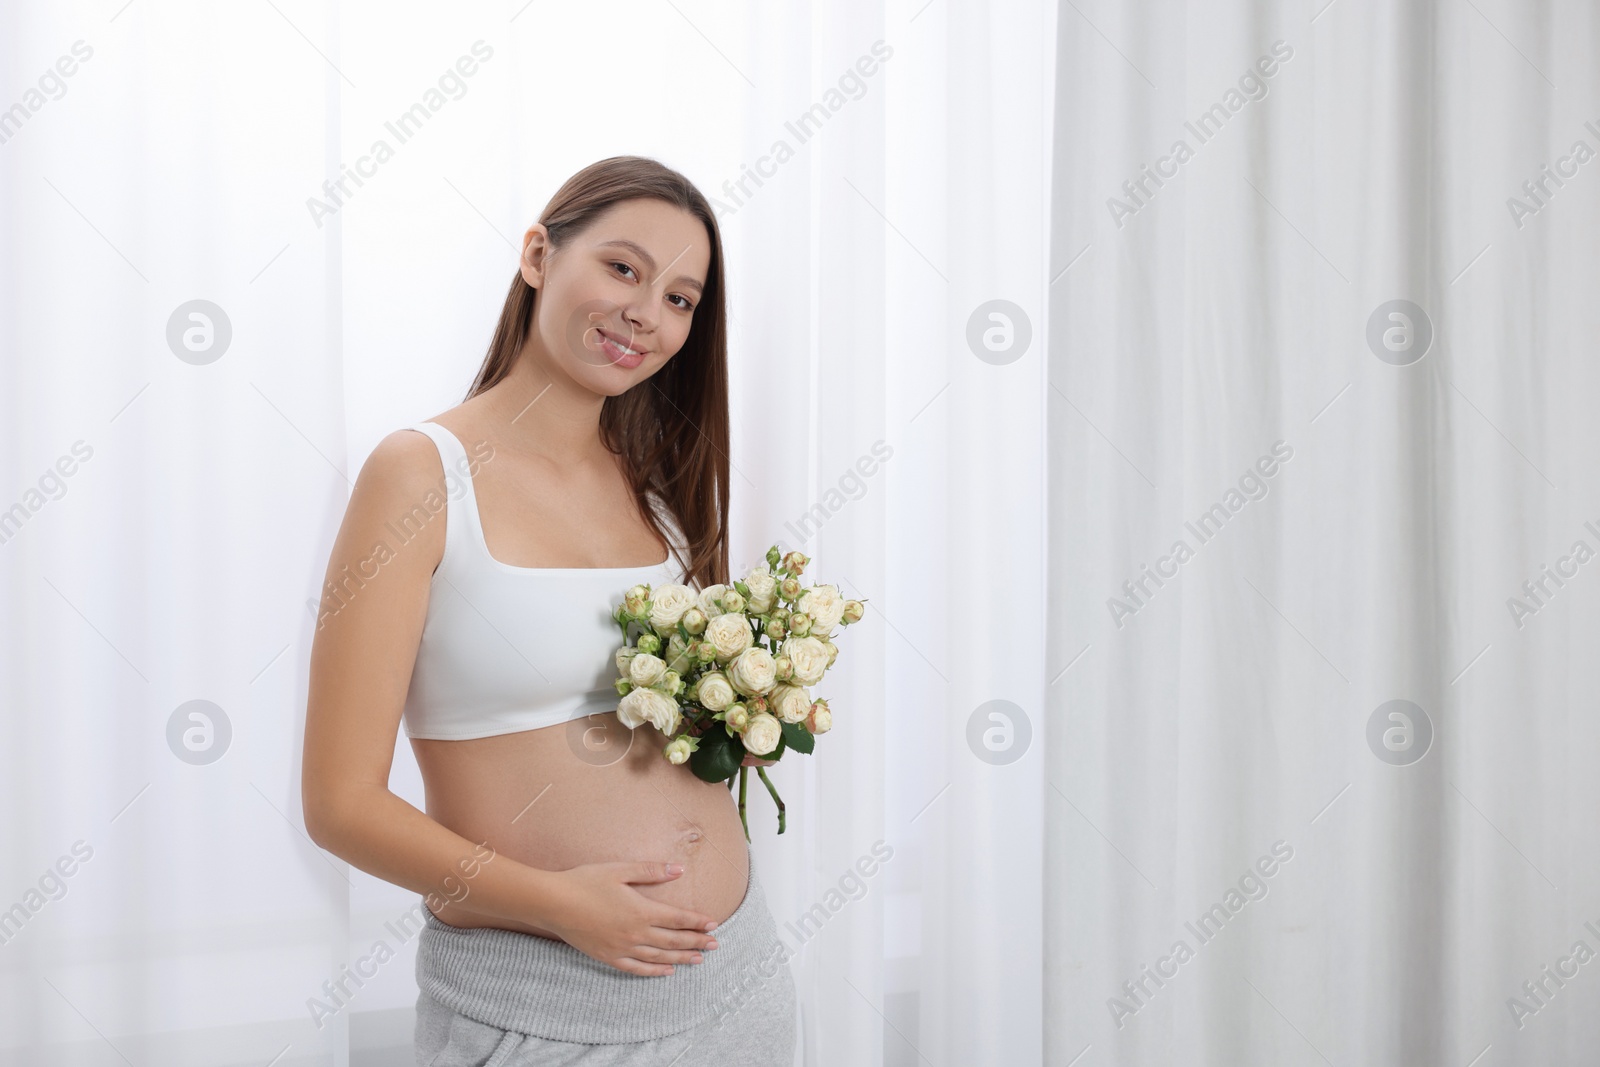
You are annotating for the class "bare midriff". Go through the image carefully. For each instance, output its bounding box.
[410,711,750,941]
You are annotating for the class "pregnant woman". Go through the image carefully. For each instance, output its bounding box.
[302,157,797,1065]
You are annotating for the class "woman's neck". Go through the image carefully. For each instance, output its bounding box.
[481,345,611,468]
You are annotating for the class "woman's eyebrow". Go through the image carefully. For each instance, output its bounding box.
[596,239,704,294]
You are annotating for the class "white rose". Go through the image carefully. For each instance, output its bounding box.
[617,687,681,734]
[705,612,753,661]
[695,671,736,712]
[663,737,693,764]
[648,583,697,633]
[696,583,729,617]
[742,712,782,756]
[744,567,778,614]
[728,647,779,696]
[798,584,846,635]
[628,652,667,688]
[770,684,812,724]
[780,635,829,686]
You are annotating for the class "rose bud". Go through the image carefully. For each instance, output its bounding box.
[787,612,812,637]
[636,632,661,655]
[764,616,786,641]
[682,607,708,635]
[807,699,832,734]
[780,576,802,600]
[842,600,864,624]
[774,655,794,681]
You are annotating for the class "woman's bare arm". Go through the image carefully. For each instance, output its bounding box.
[300,429,718,975]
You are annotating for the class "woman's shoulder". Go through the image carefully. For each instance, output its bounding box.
[322,423,454,586]
[358,415,464,501]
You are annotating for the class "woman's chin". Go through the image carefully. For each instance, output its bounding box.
[582,360,660,395]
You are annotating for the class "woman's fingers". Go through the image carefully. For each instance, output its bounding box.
[656,906,719,933]
[614,957,675,977]
[631,943,707,965]
[623,860,687,884]
[647,925,720,951]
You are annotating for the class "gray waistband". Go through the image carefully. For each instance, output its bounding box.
[415,845,790,1043]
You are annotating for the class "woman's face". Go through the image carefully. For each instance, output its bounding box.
[520,198,711,396]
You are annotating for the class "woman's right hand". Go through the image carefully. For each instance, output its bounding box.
[544,861,722,976]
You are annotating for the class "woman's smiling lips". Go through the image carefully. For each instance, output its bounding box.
[595,327,647,368]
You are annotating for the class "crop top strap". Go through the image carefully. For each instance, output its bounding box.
[405,421,480,577]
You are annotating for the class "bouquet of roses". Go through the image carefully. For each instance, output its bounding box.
[608,545,862,838]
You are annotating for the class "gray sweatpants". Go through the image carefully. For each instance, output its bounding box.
[413,843,797,1065]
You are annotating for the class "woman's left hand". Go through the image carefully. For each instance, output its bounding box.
[740,754,777,767]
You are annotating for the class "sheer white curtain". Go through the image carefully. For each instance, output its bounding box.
[1049,2,1600,1065]
[740,3,1051,1065]
[1,0,1051,1063]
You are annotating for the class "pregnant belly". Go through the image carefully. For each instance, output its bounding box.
[409,712,751,941]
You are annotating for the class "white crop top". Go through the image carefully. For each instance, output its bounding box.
[401,421,688,741]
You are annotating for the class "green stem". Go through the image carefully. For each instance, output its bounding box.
[756,767,785,835]
[738,767,750,842]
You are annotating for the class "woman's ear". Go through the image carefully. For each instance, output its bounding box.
[519,224,550,288]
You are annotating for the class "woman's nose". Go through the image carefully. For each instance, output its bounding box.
[622,298,659,335]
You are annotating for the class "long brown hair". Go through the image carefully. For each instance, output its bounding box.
[465,156,729,589]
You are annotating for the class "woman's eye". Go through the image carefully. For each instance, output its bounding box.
[612,262,692,310]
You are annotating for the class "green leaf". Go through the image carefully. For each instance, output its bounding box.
[689,728,745,783]
[779,720,815,755]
